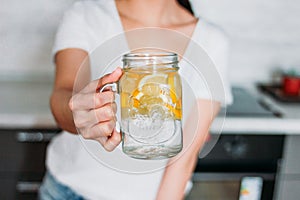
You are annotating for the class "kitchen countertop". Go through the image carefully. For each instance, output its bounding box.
[211,85,300,135]
[0,81,57,129]
[0,81,299,134]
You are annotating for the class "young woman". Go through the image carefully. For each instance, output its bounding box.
[39,0,232,199]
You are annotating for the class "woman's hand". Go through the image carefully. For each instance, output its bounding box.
[69,68,123,151]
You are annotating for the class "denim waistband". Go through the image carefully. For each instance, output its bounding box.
[38,172,84,200]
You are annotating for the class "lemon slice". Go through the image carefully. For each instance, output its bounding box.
[129,73,181,119]
[138,74,168,96]
[138,74,168,88]
[120,72,140,93]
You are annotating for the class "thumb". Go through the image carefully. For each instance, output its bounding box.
[99,67,123,88]
[82,67,123,93]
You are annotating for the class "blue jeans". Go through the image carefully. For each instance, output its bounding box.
[38,172,84,200]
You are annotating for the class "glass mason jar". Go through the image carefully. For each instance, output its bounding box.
[119,52,183,159]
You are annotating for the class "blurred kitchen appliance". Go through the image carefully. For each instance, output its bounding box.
[192,87,284,200]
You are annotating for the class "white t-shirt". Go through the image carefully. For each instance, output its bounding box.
[47,1,233,199]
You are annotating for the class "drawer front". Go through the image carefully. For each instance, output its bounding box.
[197,134,285,172]
[0,129,59,172]
[0,173,16,200]
[0,171,43,200]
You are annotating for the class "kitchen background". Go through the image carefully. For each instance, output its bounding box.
[1,1,300,200]
[1,0,300,84]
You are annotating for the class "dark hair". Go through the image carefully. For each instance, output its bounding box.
[177,0,194,15]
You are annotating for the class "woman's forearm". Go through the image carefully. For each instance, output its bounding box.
[156,128,209,200]
[50,88,77,134]
[156,100,220,200]
[156,150,200,200]
[50,49,90,134]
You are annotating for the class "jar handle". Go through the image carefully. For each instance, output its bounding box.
[99,82,121,133]
[99,82,119,93]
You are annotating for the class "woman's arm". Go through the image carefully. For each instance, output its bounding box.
[50,49,90,133]
[50,48,122,151]
[156,99,220,200]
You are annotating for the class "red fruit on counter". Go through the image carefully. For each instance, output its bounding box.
[283,75,300,96]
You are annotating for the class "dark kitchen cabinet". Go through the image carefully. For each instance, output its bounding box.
[191,134,285,200]
[274,135,300,200]
[0,129,60,200]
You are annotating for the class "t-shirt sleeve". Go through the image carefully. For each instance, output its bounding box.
[52,2,93,58]
[180,24,233,106]
[209,30,233,106]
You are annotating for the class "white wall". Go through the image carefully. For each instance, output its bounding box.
[1,0,300,84]
[0,0,75,81]
[191,0,300,85]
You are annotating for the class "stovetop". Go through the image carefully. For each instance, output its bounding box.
[225,87,280,117]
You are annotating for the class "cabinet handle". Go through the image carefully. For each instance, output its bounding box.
[16,181,41,193]
[16,131,58,142]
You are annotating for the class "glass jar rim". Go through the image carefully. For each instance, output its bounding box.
[123,52,178,63]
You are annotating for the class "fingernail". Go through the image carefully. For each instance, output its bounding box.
[115,122,120,133]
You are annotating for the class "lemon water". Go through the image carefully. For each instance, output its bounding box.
[119,67,182,159]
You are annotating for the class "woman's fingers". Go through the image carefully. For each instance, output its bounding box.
[70,91,114,110]
[95,130,122,152]
[80,119,116,139]
[73,102,117,129]
[103,128,122,152]
[92,102,117,123]
[69,68,123,152]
